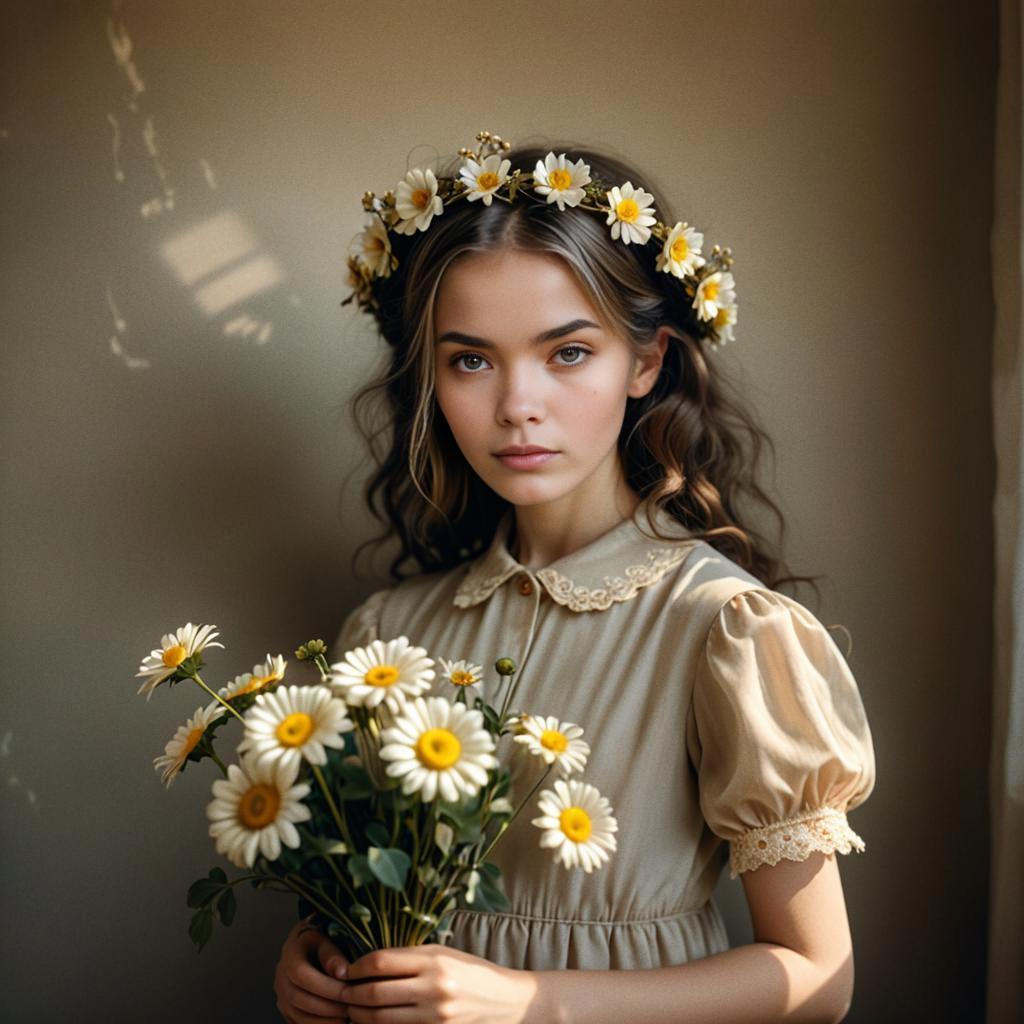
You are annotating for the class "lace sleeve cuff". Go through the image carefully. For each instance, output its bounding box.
[728,807,866,879]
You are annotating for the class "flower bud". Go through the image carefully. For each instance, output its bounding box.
[495,657,516,677]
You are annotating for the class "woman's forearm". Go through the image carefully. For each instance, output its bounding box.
[525,941,853,1024]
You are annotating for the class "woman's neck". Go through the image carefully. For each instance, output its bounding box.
[509,472,640,569]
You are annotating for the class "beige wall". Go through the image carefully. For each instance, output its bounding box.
[0,1,998,1019]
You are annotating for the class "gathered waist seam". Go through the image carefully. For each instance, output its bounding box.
[452,902,711,928]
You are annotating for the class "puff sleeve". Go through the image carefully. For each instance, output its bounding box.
[328,587,392,662]
[686,588,876,879]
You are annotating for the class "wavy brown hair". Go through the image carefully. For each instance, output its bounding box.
[347,139,820,599]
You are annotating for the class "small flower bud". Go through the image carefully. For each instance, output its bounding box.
[495,657,516,677]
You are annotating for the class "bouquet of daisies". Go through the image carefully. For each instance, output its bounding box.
[136,622,618,956]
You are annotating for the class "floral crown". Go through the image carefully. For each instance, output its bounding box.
[344,130,737,347]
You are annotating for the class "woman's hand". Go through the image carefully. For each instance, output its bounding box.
[340,944,538,1024]
[274,916,351,1023]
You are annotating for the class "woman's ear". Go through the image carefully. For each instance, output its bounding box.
[627,326,671,399]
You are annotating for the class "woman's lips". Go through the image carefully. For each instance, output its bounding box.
[494,451,558,470]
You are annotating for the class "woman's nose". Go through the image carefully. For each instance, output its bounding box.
[495,365,545,427]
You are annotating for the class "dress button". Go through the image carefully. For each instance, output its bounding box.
[518,577,534,596]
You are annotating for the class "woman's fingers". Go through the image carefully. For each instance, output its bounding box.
[341,976,424,1009]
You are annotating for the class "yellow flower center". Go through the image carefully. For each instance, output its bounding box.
[239,783,280,829]
[411,187,431,210]
[714,307,731,328]
[450,671,476,687]
[235,672,277,697]
[365,665,400,688]
[615,198,639,223]
[182,726,205,757]
[559,806,592,843]
[703,280,721,303]
[366,235,386,255]
[415,728,462,770]
[549,168,573,190]
[276,712,315,747]
[477,171,500,190]
[162,643,188,668]
[670,236,690,261]
[540,729,568,753]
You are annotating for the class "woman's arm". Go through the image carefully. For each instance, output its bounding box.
[528,852,854,1024]
[340,852,854,1024]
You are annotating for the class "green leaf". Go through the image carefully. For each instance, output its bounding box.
[350,903,372,922]
[433,822,454,856]
[438,801,482,844]
[348,853,374,888]
[188,907,214,951]
[473,868,509,912]
[187,868,226,909]
[216,887,237,927]
[299,825,348,859]
[367,846,411,891]
[365,822,390,848]
[338,762,374,800]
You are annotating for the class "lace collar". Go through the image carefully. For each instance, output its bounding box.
[453,504,699,613]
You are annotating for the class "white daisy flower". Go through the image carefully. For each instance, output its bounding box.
[693,270,737,322]
[219,654,287,701]
[393,167,443,235]
[238,684,353,773]
[656,221,706,278]
[532,152,591,211]
[350,215,393,278]
[153,702,224,788]
[328,636,434,714]
[458,153,511,206]
[438,658,484,690]
[531,778,618,874]
[206,755,311,869]
[136,622,224,701]
[712,299,738,344]
[604,182,657,245]
[513,714,590,776]
[378,696,498,803]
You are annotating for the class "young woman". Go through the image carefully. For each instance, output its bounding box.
[273,132,876,1023]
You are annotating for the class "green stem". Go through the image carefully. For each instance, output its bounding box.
[311,764,355,851]
[479,764,552,862]
[191,672,244,722]
[313,855,376,950]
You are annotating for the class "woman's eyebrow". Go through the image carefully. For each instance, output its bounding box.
[436,318,601,348]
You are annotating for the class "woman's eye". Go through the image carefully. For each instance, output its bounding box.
[554,345,589,365]
[452,353,488,373]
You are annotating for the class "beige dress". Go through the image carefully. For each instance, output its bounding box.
[329,504,876,971]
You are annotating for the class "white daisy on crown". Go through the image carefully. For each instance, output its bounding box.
[344,129,738,348]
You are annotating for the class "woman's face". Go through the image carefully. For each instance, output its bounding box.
[433,249,664,515]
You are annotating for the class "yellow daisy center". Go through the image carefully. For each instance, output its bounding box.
[477,171,499,190]
[714,307,731,328]
[670,236,690,261]
[411,187,431,210]
[182,726,205,757]
[239,783,280,829]
[415,728,462,770]
[703,280,721,303]
[235,672,277,697]
[276,712,315,747]
[615,198,640,223]
[549,168,573,190]
[451,671,476,686]
[365,665,400,688]
[559,806,593,843]
[162,643,188,668]
[540,729,568,753]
